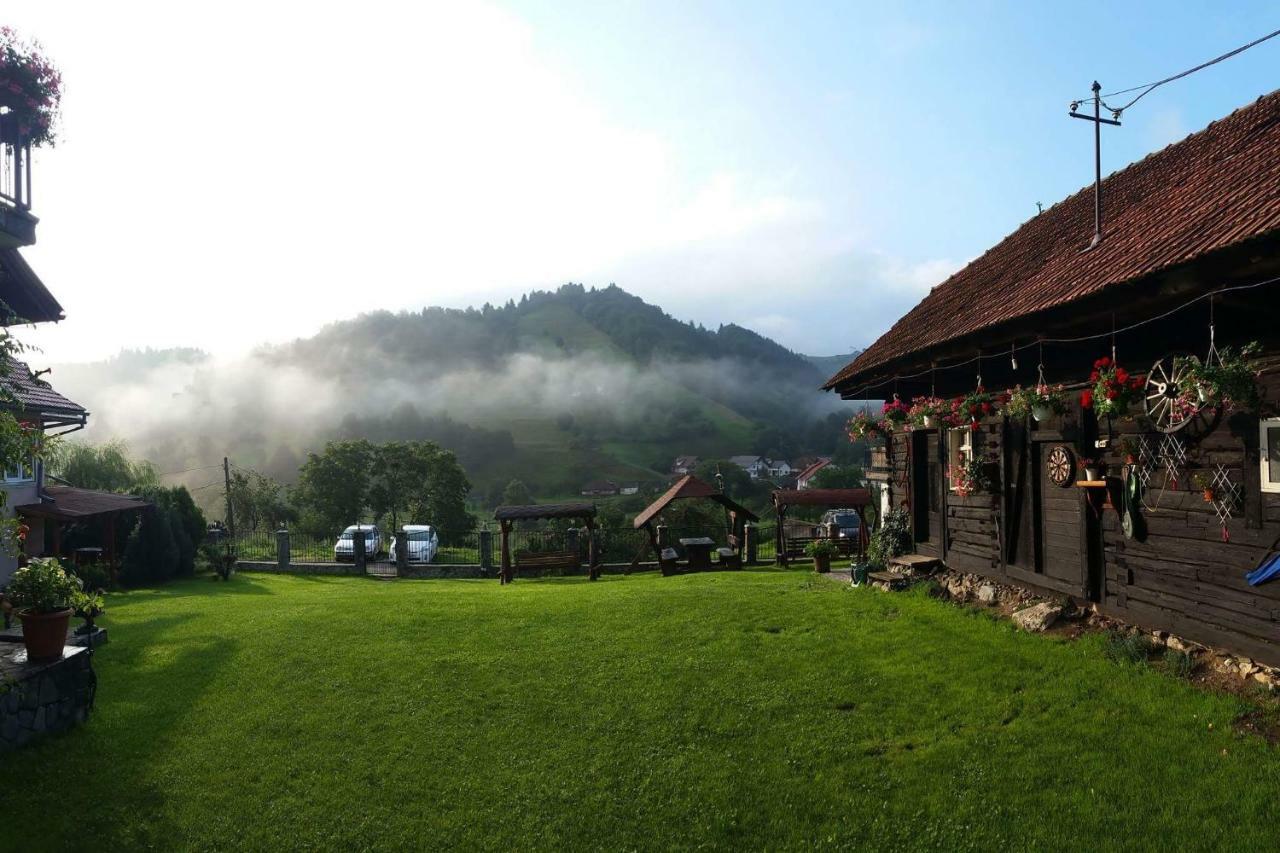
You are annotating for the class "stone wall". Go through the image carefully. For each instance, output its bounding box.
[236,561,363,576]
[1,645,94,752]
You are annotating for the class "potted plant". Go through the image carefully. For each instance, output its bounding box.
[847,410,885,442]
[951,456,993,497]
[1191,471,1216,503]
[1082,357,1145,418]
[2,557,77,661]
[908,396,949,429]
[1177,342,1262,414]
[1005,383,1068,422]
[805,539,838,573]
[881,397,910,429]
[0,28,63,147]
[946,387,1006,427]
[72,588,105,634]
[1118,436,1139,466]
[1080,457,1103,482]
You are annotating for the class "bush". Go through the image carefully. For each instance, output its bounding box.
[120,508,179,586]
[3,558,78,613]
[1162,649,1197,679]
[866,508,911,569]
[68,560,110,593]
[1105,630,1154,665]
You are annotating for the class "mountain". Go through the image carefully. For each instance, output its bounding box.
[49,285,856,507]
[804,352,860,380]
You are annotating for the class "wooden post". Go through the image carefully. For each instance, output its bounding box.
[744,523,757,565]
[586,519,599,579]
[775,506,787,566]
[500,520,512,583]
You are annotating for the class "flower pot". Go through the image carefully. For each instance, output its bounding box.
[922,416,936,429]
[813,554,831,574]
[1084,468,1099,481]
[18,608,72,662]
[1031,403,1051,422]
[1202,488,1215,503]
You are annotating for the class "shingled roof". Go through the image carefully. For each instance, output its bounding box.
[0,359,86,422]
[826,90,1280,393]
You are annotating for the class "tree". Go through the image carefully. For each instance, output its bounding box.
[291,440,375,534]
[693,459,753,498]
[120,507,178,585]
[54,440,158,493]
[500,479,533,507]
[229,469,293,533]
[810,465,865,490]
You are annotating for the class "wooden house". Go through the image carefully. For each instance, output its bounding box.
[825,91,1280,667]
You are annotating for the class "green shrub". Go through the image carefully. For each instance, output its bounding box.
[1162,649,1197,679]
[866,508,911,569]
[804,539,838,559]
[1105,630,1154,665]
[3,557,78,613]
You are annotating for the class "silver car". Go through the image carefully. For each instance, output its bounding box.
[334,524,383,561]
[388,524,439,564]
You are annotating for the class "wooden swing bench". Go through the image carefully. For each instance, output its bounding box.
[513,549,580,576]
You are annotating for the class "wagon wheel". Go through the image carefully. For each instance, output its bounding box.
[1046,445,1074,487]
[1144,353,1198,433]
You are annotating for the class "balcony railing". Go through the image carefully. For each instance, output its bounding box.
[0,111,36,248]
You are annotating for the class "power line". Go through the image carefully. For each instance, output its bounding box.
[157,463,222,477]
[842,272,1280,400]
[1075,28,1280,117]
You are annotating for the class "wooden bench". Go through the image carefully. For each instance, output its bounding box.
[513,549,580,577]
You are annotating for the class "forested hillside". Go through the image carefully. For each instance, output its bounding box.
[50,285,859,508]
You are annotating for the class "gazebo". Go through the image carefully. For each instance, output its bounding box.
[492,502,599,583]
[771,488,875,566]
[16,485,152,579]
[633,475,759,573]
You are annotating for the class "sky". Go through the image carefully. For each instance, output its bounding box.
[6,1,1280,363]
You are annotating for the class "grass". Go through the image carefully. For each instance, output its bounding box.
[3,570,1279,850]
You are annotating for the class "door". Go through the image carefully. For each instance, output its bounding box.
[1036,441,1087,596]
[911,431,943,554]
[1005,421,1041,573]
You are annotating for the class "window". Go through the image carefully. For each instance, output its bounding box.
[1261,419,1280,494]
[948,427,974,492]
[2,455,35,483]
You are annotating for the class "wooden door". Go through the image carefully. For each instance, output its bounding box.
[1005,421,1041,573]
[911,431,943,556]
[1036,441,1087,597]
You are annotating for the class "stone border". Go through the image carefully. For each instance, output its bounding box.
[1,644,94,752]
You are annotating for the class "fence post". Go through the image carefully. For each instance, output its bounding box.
[353,527,366,572]
[566,527,580,568]
[744,523,757,565]
[276,527,290,569]
[395,528,408,571]
[480,529,493,570]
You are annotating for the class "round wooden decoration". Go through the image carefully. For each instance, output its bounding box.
[1046,445,1074,487]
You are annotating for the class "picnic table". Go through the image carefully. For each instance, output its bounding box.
[679,536,716,570]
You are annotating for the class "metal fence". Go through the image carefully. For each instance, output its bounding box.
[231,522,785,568]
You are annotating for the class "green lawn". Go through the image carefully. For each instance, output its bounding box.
[4,570,1279,850]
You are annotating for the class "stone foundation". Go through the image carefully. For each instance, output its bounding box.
[0,644,95,751]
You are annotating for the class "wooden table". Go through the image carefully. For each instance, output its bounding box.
[679,537,716,570]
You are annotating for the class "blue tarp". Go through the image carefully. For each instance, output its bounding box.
[1246,552,1280,586]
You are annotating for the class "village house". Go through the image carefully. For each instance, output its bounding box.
[580,480,620,497]
[728,455,771,480]
[826,91,1280,668]
[670,455,698,476]
[794,457,832,490]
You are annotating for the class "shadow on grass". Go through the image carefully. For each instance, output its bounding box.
[116,573,278,601]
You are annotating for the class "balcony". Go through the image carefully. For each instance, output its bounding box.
[0,110,38,249]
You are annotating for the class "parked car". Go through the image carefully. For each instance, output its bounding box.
[334,524,383,561]
[388,525,439,564]
[820,509,862,539]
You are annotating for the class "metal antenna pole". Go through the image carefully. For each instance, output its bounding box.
[1070,81,1121,250]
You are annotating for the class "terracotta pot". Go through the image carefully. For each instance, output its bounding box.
[813,554,832,574]
[18,608,71,662]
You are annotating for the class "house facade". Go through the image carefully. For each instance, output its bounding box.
[826,91,1280,667]
[794,458,832,490]
[728,455,771,480]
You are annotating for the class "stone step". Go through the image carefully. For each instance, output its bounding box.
[365,565,399,580]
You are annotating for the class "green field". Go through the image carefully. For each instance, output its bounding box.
[4,570,1279,850]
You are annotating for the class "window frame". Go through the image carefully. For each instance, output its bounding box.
[1261,418,1280,494]
[947,427,975,493]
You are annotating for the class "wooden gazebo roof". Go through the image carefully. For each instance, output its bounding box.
[632,475,759,529]
[494,502,597,523]
[772,488,872,509]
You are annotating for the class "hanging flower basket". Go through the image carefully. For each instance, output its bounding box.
[1082,357,1144,418]
[0,27,63,147]
[881,397,910,428]
[1005,383,1067,422]
[847,411,886,442]
[946,387,1006,427]
[1175,342,1262,415]
[907,396,949,429]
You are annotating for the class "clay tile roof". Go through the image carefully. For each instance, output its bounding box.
[494,502,597,522]
[826,89,1280,392]
[0,359,86,419]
